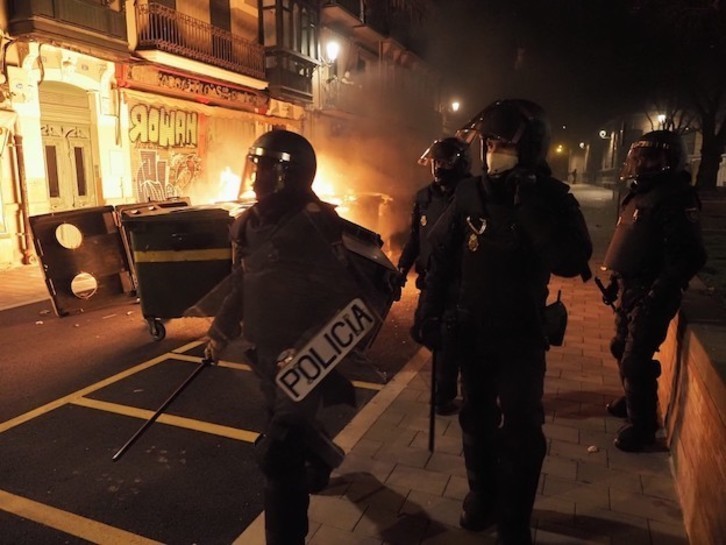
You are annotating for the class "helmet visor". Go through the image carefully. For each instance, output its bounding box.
[620,142,669,181]
[241,154,283,200]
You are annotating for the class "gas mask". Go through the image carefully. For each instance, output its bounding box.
[486,151,519,176]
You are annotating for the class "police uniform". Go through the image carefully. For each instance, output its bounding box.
[398,181,461,408]
[419,168,592,542]
[603,169,706,448]
[209,196,359,545]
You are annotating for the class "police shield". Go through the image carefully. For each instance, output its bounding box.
[275,298,376,401]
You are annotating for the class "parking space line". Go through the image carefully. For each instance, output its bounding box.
[0,489,163,545]
[171,353,253,372]
[171,340,206,354]
[351,380,384,391]
[71,397,260,443]
[0,353,172,434]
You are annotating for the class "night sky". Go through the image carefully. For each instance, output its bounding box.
[416,0,648,145]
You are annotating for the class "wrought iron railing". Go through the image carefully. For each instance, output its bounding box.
[136,2,265,81]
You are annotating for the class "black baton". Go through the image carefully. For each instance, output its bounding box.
[594,277,616,312]
[428,354,436,453]
[112,358,214,461]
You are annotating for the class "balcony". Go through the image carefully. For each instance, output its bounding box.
[8,0,128,60]
[136,2,265,81]
[321,0,364,24]
[266,49,317,104]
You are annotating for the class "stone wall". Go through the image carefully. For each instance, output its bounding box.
[657,285,726,545]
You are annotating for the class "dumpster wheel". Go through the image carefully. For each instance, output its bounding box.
[147,318,166,341]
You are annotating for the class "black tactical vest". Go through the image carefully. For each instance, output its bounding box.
[454,177,548,337]
[603,179,684,277]
[415,185,455,274]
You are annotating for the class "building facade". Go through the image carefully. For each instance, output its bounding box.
[0,0,439,268]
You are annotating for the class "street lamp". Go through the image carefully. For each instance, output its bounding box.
[325,40,340,64]
[451,100,460,113]
[657,113,666,128]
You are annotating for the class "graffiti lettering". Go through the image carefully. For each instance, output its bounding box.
[128,104,198,147]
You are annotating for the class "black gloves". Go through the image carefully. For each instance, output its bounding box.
[410,315,442,350]
[386,269,406,301]
[601,277,619,306]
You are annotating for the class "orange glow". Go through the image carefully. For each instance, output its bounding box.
[218,167,241,201]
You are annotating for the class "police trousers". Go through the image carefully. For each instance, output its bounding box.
[610,285,681,431]
[254,353,324,545]
[458,335,547,533]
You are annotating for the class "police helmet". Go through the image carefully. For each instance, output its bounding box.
[418,137,471,184]
[461,99,551,169]
[240,129,317,200]
[619,130,687,182]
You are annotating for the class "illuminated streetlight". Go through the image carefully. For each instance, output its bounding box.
[579,142,585,149]
[599,129,609,139]
[555,144,564,154]
[451,100,460,113]
[325,41,340,63]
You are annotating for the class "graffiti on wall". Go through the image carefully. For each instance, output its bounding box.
[135,149,202,202]
[128,103,203,201]
[129,104,198,147]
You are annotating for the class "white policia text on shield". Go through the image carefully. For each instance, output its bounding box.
[276,298,376,402]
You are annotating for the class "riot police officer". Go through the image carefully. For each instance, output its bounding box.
[601,130,707,452]
[205,130,360,545]
[398,137,471,415]
[414,99,592,545]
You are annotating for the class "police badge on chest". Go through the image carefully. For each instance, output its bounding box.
[465,216,487,252]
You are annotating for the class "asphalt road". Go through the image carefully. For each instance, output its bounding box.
[0,283,420,544]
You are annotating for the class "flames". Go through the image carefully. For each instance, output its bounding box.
[201,158,395,252]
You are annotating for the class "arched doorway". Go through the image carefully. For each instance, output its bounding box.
[39,82,97,210]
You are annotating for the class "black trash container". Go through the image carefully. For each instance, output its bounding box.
[121,205,233,340]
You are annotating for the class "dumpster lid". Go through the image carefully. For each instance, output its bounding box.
[29,206,135,316]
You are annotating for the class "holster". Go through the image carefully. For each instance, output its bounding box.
[543,291,568,347]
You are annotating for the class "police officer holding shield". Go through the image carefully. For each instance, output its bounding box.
[601,130,707,452]
[398,137,472,415]
[414,99,592,544]
[205,130,361,545]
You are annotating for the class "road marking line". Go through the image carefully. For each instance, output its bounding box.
[351,380,384,391]
[71,397,260,443]
[170,353,253,371]
[0,354,173,434]
[0,489,163,545]
[172,340,206,353]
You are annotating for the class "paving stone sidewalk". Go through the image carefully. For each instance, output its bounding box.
[237,185,690,545]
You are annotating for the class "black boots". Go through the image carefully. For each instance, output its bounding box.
[435,399,461,416]
[606,395,628,419]
[459,491,496,532]
[614,424,656,452]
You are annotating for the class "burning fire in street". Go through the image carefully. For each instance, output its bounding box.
[195,145,414,259]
